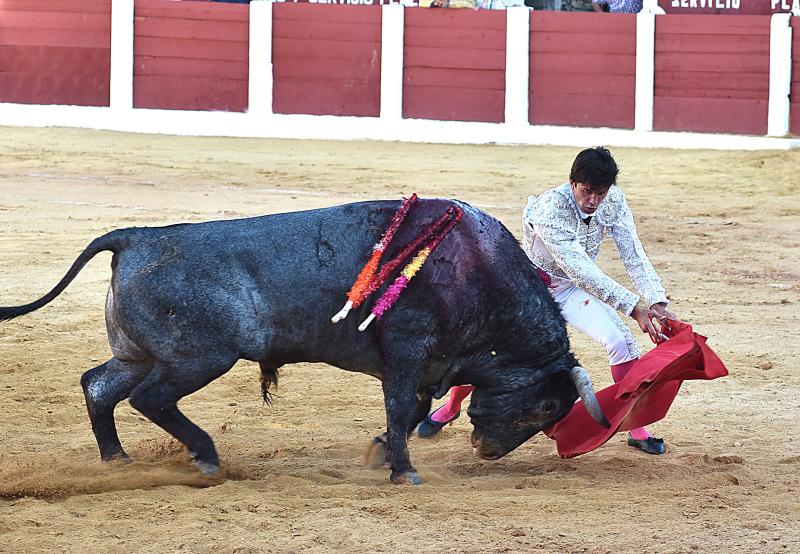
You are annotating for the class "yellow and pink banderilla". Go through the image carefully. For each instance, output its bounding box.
[330,196,462,331]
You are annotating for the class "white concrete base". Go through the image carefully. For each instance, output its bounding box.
[1,103,798,151]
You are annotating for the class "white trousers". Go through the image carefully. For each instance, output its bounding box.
[551,285,641,366]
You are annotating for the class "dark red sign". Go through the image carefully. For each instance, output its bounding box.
[659,0,798,14]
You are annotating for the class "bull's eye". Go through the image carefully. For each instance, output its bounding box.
[514,416,536,430]
[513,400,558,430]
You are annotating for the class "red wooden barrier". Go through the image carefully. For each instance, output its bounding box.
[0,0,111,106]
[403,9,506,123]
[272,4,382,117]
[0,4,795,140]
[653,15,770,135]
[133,0,249,112]
[792,18,800,137]
[529,12,636,129]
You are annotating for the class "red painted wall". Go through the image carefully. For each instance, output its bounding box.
[529,12,636,129]
[0,0,111,106]
[403,9,506,123]
[133,0,249,112]
[272,5,382,117]
[653,15,770,135]
[791,18,800,137]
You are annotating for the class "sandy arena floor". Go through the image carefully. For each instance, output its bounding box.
[0,127,798,553]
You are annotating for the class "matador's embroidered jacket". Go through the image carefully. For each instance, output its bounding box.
[522,182,668,316]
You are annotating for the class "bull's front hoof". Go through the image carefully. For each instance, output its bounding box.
[195,460,220,476]
[362,436,387,470]
[100,450,130,463]
[390,471,423,485]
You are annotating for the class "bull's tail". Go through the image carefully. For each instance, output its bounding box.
[0,231,122,322]
[259,362,279,406]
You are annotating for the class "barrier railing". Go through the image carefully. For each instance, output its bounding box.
[0,0,797,149]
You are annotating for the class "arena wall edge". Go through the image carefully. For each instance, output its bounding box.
[0,0,797,150]
[791,17,800,135]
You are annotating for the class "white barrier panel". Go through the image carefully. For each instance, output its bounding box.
[635,12,656,132]
[768,13,793,137]
[109,0,134,111]
[248,0,274,117]
[380,4,405,121]
[504,7,529,127]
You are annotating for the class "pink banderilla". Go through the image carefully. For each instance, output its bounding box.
[358,207,462,331]
[331,194,417,323]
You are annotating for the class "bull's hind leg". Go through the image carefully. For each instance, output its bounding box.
[81,357,153,461]
[128,355,237,475]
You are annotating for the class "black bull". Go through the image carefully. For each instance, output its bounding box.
[0,199,607,484]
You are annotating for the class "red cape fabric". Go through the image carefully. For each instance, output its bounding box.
[544,321,729,458]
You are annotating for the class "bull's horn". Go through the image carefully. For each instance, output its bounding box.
[569,366,611,429]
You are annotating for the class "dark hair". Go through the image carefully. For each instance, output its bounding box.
[569,146,618,190]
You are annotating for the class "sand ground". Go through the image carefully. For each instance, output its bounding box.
[0,127,798,553]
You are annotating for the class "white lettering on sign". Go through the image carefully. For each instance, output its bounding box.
[308,0,376,4]
[670,0,799,9]
[672,0,740,7]
[771,0,800,10]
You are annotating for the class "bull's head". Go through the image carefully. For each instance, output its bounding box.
[468,366,608,460]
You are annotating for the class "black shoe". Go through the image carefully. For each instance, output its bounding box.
[416,407,459,438]
[627,434,666,455]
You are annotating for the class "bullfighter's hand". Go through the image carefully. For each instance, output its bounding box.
[648,303,679,342]
[649,302,678,322]
[631,303,661,344]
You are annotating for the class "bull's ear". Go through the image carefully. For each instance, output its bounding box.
[540,368,573,394]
